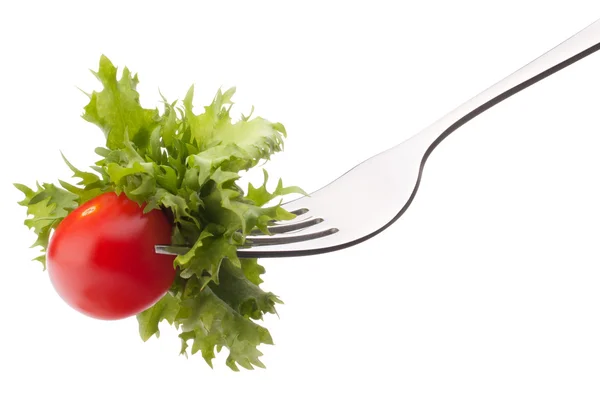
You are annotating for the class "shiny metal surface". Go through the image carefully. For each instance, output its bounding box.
[156,19,600,258]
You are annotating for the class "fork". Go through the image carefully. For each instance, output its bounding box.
[156,18,600,259]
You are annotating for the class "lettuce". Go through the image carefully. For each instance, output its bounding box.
[16,55,305,370]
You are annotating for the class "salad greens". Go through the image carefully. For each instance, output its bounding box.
[16,55,305,370]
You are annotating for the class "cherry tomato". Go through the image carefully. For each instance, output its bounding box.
[47,192,176,320]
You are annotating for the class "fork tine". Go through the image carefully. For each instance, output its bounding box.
[155,225,339,255]
[289,207,309,216]
[245,227,339,246]
[266,208,313,226]
[251,217,325,235]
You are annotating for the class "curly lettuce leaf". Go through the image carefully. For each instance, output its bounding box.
[175,275,275,371]
[247,169,307,207]
[14,183,79,268]
[83,55,158,149]
[137,291,181,341]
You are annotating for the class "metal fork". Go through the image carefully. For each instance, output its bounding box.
[156,19,600,259]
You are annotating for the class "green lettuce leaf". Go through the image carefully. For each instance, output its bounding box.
[14,183,79,268]
[83,55,158,149]
[175,275,274,371]
[137,291,181,341]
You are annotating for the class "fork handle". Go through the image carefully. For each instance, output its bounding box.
[412,18,600,156]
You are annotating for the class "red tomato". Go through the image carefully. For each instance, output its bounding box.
[47,192,176,320]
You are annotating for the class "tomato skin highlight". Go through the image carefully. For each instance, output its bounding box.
[47,192,176,320]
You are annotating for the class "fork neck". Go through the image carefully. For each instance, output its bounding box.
[409,19,600,160]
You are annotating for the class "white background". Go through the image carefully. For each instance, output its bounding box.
[1,1,600,399]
